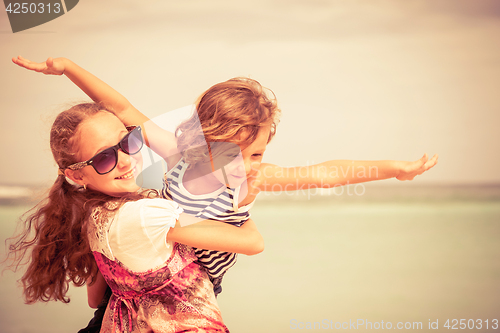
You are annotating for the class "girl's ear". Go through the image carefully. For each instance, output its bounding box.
[65,169,85,186]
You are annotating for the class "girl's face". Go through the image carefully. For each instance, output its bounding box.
[69,112,143,196]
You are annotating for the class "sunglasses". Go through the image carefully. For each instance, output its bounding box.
[66,126,143,175]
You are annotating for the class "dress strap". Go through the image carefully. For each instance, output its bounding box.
[111,296,136,333]
[110,275,195,333]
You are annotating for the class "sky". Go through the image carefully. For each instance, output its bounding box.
[1,0,500,186]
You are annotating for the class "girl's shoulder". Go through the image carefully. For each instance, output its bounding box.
[88,197,183,261]
[120,197,182,216]
[89,196,181,231]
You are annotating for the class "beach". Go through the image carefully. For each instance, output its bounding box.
[1,183,499,332]
[1,1,500,331]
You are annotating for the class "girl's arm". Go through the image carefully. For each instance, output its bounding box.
[86,270,108,309]
[256,153,438,191]
[12,56,180,166]
[168,216,264,256]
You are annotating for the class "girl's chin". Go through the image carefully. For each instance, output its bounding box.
[114,184,142,195]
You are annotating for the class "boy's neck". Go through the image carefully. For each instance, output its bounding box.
[183,166,225,195]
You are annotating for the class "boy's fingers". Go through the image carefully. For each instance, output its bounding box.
[423,155,438,170]
[414,154,427,170]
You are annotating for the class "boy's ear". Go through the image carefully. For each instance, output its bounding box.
[65,169,85,185]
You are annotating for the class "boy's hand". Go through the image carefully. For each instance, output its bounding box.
[12,56,65,75]
[396,153,439,181]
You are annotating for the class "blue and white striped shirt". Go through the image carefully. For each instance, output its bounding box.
[161,159,254,295]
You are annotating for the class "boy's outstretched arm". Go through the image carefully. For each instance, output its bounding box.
[256,153,438,191]
[12,56,179,165]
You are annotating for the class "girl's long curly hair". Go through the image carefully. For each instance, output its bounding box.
[6,103,152,304]
[176,77,281,165]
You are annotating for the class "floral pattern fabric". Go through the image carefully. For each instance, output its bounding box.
[88,204,230,333]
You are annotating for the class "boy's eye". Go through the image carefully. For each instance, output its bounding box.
[252,154,262,157]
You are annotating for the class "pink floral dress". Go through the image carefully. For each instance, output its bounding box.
[87,201,230,333]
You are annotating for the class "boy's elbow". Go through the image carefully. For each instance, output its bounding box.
[255,238,265,254]
[246,235,264,255]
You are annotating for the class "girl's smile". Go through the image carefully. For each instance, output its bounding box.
[66,112,143,196]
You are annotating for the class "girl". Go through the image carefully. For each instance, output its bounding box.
[12,55,438,296]
[7,103,264,332]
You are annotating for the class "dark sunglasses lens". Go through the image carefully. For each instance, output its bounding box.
[123,128,143,155]
[92,149,117,174]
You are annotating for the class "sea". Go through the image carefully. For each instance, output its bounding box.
[1,183,499,332]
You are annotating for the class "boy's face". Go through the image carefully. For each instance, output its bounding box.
[211,125,270,188]
[239,125,270,179]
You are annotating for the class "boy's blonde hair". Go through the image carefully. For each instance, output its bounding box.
[176,77,281,165]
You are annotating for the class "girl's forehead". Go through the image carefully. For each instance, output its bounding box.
[75,112,126,155]
[80,112,123,134]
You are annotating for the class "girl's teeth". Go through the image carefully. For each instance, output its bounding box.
[117,170,134,179]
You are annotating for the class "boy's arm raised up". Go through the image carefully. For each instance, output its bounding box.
[12,56,180,167]
[256,153,438,192]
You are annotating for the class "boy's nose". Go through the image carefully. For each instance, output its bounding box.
[243,161,253,176]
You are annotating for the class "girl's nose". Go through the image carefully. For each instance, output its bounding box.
[117,149,131,168]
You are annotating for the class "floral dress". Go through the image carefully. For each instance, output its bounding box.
[87,199,230,333]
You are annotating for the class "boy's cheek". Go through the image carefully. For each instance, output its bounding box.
[249,162,261,178]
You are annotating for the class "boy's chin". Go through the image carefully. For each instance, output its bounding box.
[227,176,247,188]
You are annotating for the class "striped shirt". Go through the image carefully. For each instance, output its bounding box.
[161,159,254,295]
